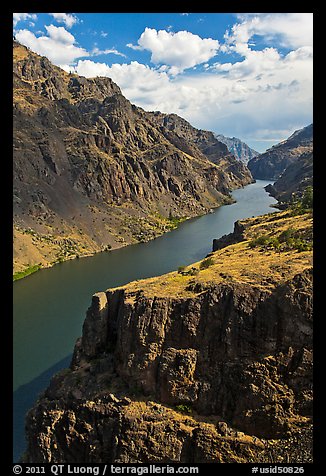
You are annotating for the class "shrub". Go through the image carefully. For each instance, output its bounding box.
[278,228,296,243]
[178,266,199,276]
[249,227,312,253]
[175,404,192,415]
[199,257,214,269]
[249,235,278,249]
[289,186,313,215]
[188,267,199,276]
[301,186,313,209]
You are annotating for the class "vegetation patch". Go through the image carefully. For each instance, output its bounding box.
[175,404,192,415]
[13,263,42,281]
[249,226,312,253]
[178,266,199,276]
[166,213,187,229]
[288,186,313,216]
[199,257,215,269]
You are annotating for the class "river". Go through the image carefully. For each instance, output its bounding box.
[13,180,277,461]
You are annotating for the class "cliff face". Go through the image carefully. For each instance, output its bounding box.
[24,211,313,463]
[265,152,313,206]
[75,271,312,438]
[248,124,313,180]
[13,41,253,275]
[214,134,259,164]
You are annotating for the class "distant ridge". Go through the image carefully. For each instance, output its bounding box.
[214,133,259,164]
[248,124,313,180]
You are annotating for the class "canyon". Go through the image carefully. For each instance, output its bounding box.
[13,40,252,277]
[13,39,313,465]
[23,208,313,463]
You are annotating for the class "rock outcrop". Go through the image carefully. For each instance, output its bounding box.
[13,40,253,275]
[248,124,313,180]
[24,211,313,463]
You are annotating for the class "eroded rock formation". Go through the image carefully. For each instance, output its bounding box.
[13,40,253,274]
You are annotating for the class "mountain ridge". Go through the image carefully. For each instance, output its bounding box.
[13,40,253,276]
[265,151,313,207]
[248,124,313,180]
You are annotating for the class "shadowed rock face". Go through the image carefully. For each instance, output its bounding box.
[248,125,313,180]
[265,152,313,206]
[24,238,312,463]
[13,40,253,272]
[72,269,312,437]
[23,269,312,462]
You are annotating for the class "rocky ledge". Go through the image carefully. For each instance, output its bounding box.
[23,211,313,463]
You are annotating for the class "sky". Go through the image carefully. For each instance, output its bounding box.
[13,12,313,152]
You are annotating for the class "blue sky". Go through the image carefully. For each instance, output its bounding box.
[13,12,313,152]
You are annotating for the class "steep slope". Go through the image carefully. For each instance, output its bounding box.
[248,124,313,180]
[147,112,252,186]
[24,209,313,463]
[214,133,259,163]
[13,41,253,276]
[265,152,313,207]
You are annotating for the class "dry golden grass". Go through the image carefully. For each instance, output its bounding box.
[13,43,30,61]
[13,90,48,114]
[241,210,313,240]
[13,227,61,272]
[110,211,312,298]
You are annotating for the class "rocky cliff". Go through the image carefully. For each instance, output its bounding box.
[214,134,259,164]
[265,152,313,207]
[24,210,313,463]
[248,124,313,180]
[13,40,253,276]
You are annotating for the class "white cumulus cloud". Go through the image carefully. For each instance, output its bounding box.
[49,13,78,28]
[13,13,37,27]
[127,27,219,74]
[15,25,88,68]
[225,13,313,54]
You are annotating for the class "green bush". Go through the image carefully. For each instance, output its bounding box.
[289,186,313,215]
[199,257,214,269]
[178,266,199,276]
[278,228,296,243]
[175,404,192,415]
[188,268,199,276]
[249,235,277,249]
[249,227,312,253]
